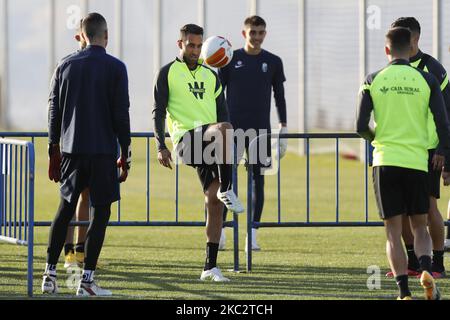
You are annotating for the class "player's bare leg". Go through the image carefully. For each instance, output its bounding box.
[384,214,410,299]
[200,179,229,282]
[205,123,243,214]
[428,197,445,276]
[401,215,421,274]
[75,188,90,265]
[445,199,450,251]
[410,214,440,300]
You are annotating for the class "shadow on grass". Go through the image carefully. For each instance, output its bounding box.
[2,253,445,300]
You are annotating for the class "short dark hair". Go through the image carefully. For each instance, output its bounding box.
[180,24,204,40]
[81,13,107,41]
[391,17,421,34]
[386,27,412,55]
[244,15,266,28]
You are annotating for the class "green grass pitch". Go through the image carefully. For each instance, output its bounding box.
[1,137,450,299]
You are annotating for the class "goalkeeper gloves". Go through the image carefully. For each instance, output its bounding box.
[48,144,61,183]
[117,145,131,183]
[278,127,288,159]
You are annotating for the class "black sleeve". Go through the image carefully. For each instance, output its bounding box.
[214,73,229,122]
[273,57,287,124]
[442,82,450,117]
[112,62,131,155]
[218,64,229,89]
[426,58,450,156]
[152,65,170,151]
[435,83,450,156]
[425,73,450,167]
[48,65,61,145]
[356,78,375,142]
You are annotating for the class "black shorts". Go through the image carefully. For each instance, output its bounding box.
[176,125,220,193]
[428,149,441,199]
[60,154,120,206]
[176,125,273,192]
[373,166,429,220]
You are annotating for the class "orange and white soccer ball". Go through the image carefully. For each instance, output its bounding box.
[201,36,233,68]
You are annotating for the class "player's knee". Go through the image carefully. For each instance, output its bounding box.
[205,187,221,207]
[428,198,440,214]
[205,193,221,207]
[410,222,428,236]
[386,228,402,242]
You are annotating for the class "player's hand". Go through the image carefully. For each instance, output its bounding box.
[158,149,173,170]
[442,171,450,186]
[117,145,131,183]
[278,126,288,159]
[48,144,61,183]
[432,153,445,171]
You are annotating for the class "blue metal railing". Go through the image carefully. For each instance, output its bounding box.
[0,132,240,296]
[0,131,396,293]
[0,138,35,297]
[246,133,380,271]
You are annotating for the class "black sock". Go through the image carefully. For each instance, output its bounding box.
[64,243,74,256]
[218,164,232,193]
[447,220,450,239]
[395,275,411,299]
[75,242,85,253]
[204,242,219,271]
[432,250,445,272]
[418,255,432,274]
[405,244,420,271]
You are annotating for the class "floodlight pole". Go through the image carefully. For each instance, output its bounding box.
[0,0,9,129]
[49,0,56,84]
[198,0,206,34]
[359,0,368,161]
[250,0,258,15]
[81,0,89,16]
[153,0,161,71]
[298,0,306,155]
[115,0,123,59]
[432,0,441,60]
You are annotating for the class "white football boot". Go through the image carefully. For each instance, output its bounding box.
[200,267,230,282]
[41,274,58,294]
[217,189,244,214]
[76,281,112,297]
